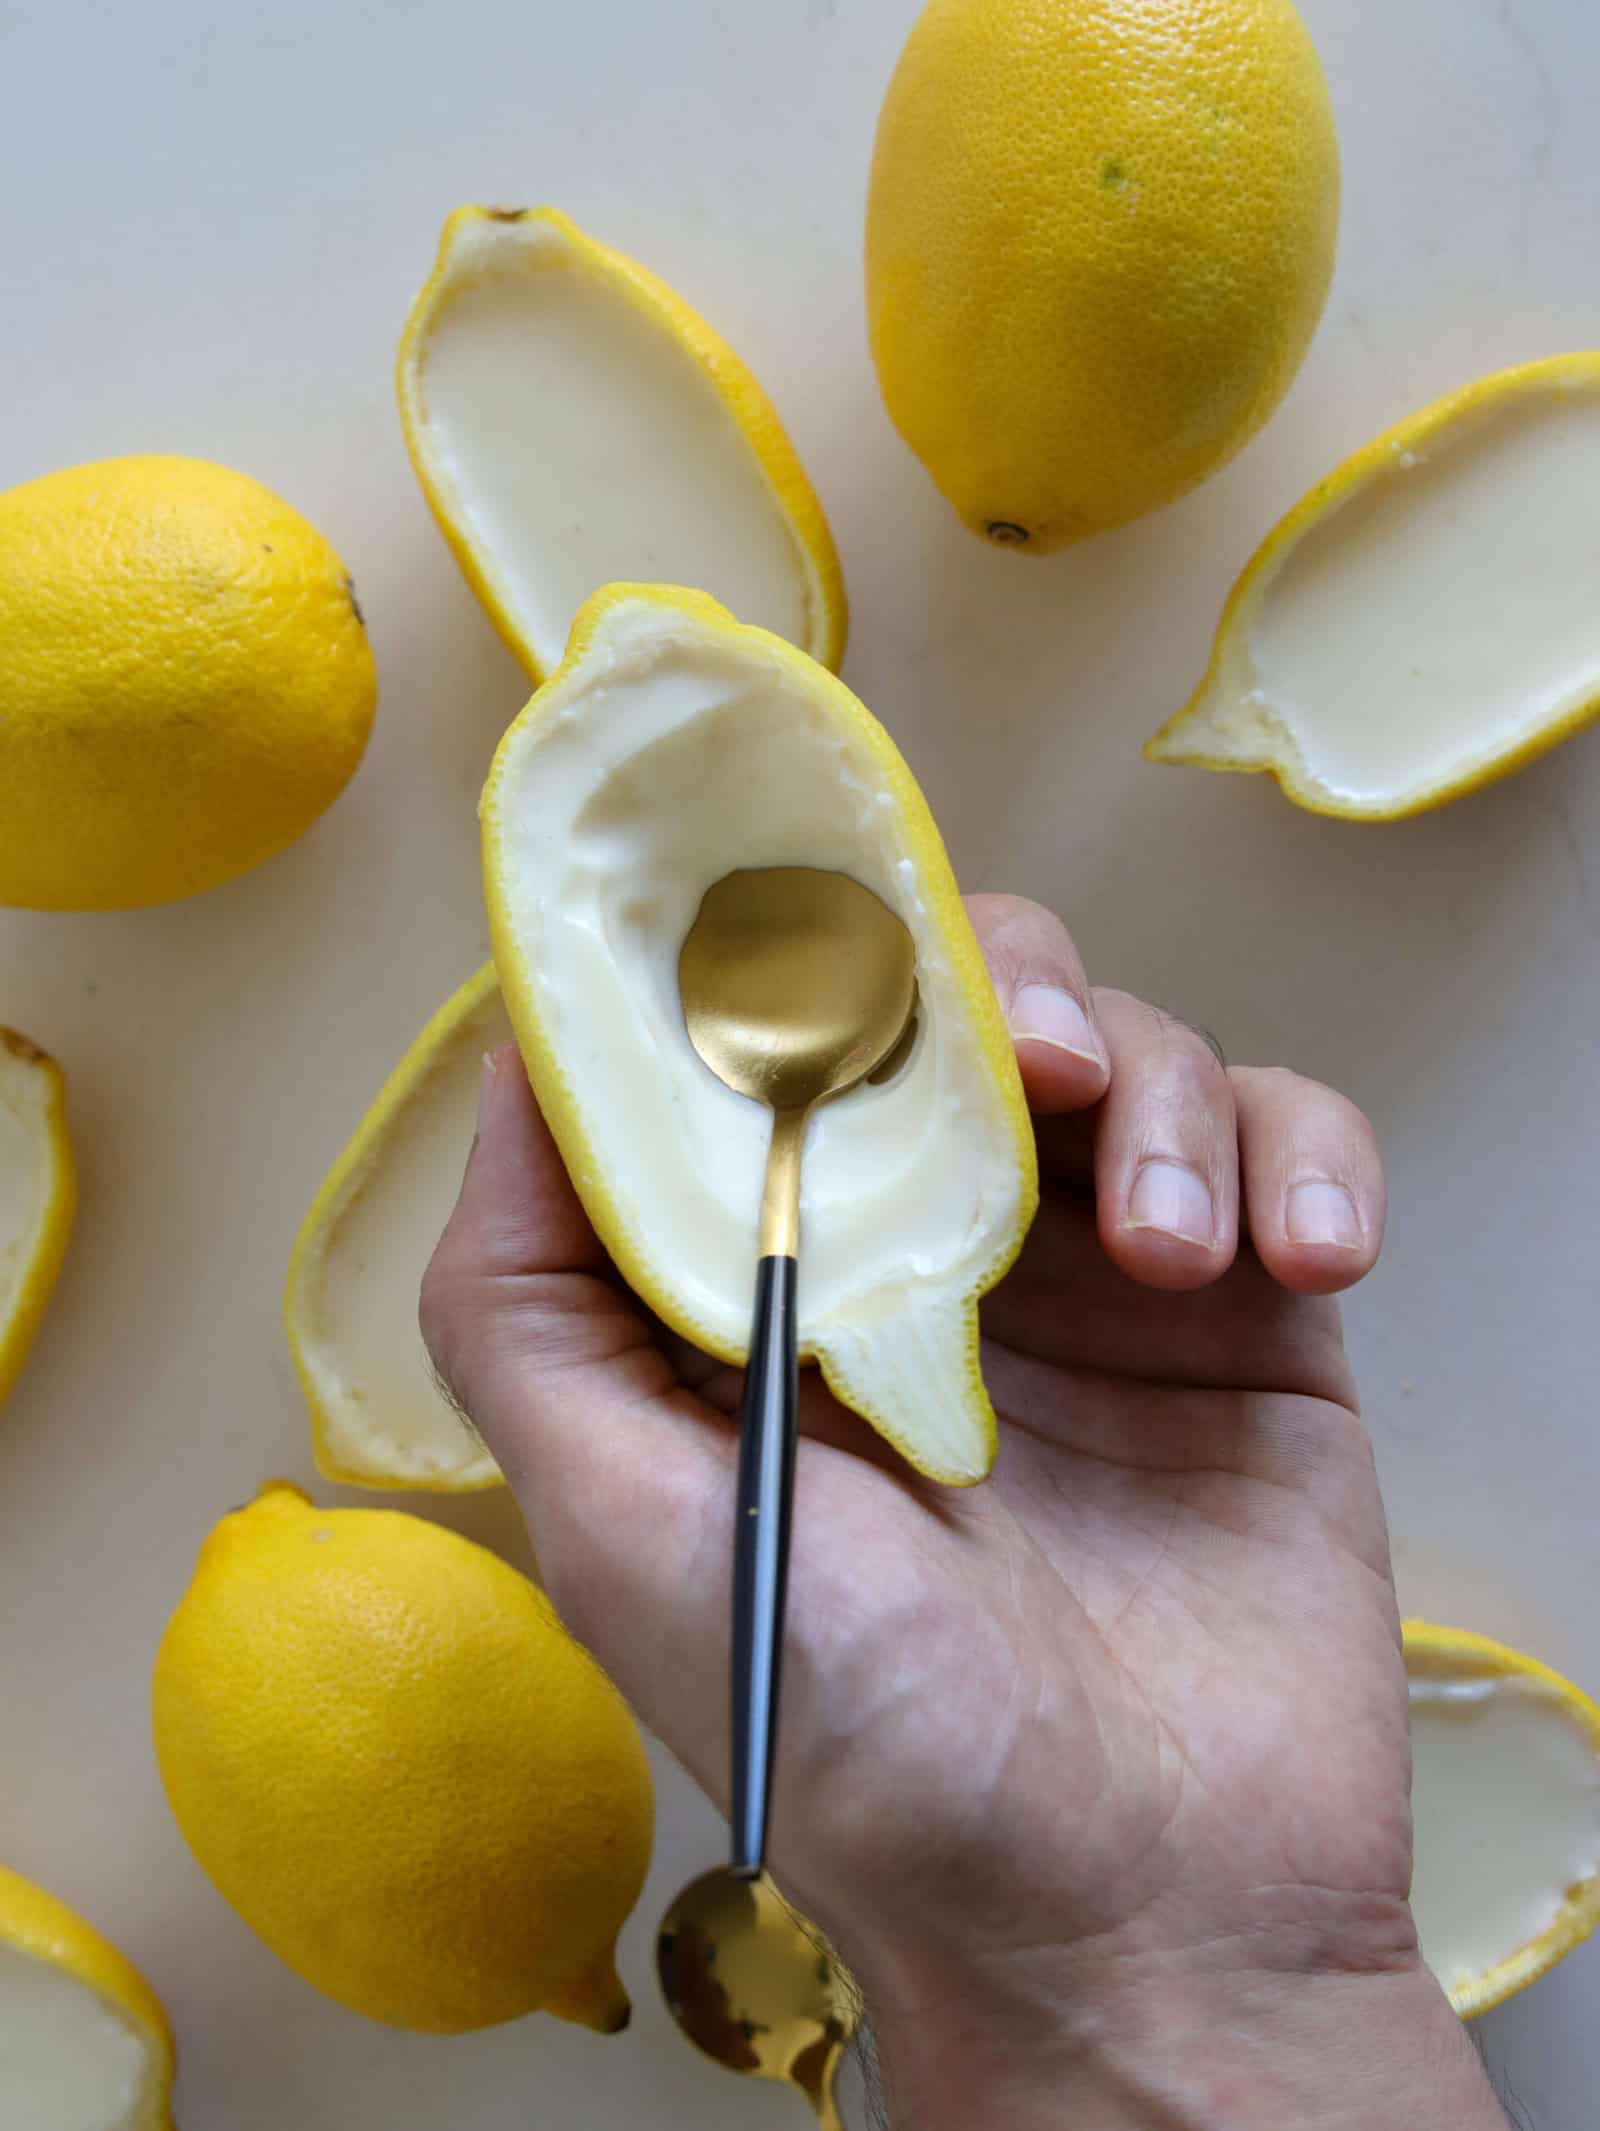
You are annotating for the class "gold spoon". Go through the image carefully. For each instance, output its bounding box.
[679,867,917,1875]
[656,1867,862,2130]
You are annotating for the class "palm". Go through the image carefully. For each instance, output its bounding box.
[615,1176,1412,1973]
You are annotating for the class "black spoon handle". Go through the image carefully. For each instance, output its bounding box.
[729,1251,799,1878]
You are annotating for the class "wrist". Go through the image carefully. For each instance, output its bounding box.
[856,1897,1506,2131]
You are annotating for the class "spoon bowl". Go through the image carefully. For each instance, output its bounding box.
[657,1866,861,2130]
[680,866,919,1118]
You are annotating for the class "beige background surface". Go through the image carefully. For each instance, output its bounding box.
[2,0,1596,2124]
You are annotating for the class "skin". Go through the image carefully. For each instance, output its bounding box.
[422,893,1506,2129]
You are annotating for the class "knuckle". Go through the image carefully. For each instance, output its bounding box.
[967,893,1084,989]
[1149,1009,1230,1092]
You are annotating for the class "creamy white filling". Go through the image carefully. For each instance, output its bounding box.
[490,600,1022,1360]
[1410,1670,1600,1994]
[1246,385,1600,804]
[0,1946,151,2131]
[310,983,511,1482]
[412,215,815,677]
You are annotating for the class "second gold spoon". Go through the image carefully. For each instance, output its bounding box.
[679,866,917,1875]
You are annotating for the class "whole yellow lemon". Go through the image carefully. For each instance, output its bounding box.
[0,456,377,908]
[865,0,1340,550]
[152,1482,653,2034]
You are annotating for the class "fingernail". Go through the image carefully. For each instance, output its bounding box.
[1287,1178,1363,1249]
[1127,1158,1214,1244]
[477,1051,500,1135]
[1012,984,1106,1067]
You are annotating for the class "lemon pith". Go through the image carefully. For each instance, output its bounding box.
[398,206,846,680]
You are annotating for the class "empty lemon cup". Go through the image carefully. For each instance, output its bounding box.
[1404,1619,1600,2017]
[398,206,846,680]
[1148,354,1600,817]
[481,582,1037,1484]
[0,1030,76,1413]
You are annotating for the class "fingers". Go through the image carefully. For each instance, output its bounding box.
[1231,1066,1385,1295]
[964,892,1109,1113]
[961,896,1382,1307]
[1091,990,1241,1291]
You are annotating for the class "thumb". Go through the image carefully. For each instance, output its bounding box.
[964,892,1109,1113]
[420,1046,736,1736]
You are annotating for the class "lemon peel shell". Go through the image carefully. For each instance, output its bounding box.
[0,1861,176,2131]
[1404,1616,1600,2019]
[482,582,1036,1484]
[1148,353,1600,818]
[284,966,508,1492]
[0,1030,76,1413]
[397,205,846,681]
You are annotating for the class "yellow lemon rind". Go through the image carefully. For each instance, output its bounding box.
[153,1485,651,2035]
[482,583,1037,1485]
[1403,1616,1600,2019]
[0,1862,176,2130]
[396,205,847,682]
[283,966,504,1492]
[0,1031,77,1413]
[1147,352,1600,820]
[864,0,1338,551]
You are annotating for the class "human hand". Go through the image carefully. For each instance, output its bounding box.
[422,894,1504,2129]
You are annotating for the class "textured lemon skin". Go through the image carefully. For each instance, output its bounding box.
[866,0,1339,549]
[0,1862,176,2129]
[398,205,848,678]
[284,963,505,1493]
[1147,352,1600,818]
[482,583,1038,1485]
[152,1483,653,2034]
[1403,1618,1600,2020]
[0,1031,77,1413]
[0,456,377,909]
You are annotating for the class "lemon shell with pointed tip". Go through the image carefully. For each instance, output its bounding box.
[1404,1618,1600,2018]
[1148,354,1600,818]
[397,205,846,683]
[481,582,1036,1485]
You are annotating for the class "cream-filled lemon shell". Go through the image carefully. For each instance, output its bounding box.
[1405,1619,1600,2017]
[1149,355,1600,818]
[285,968,509,1491]
[482,584,1035,1483]
[398,206,845,682]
